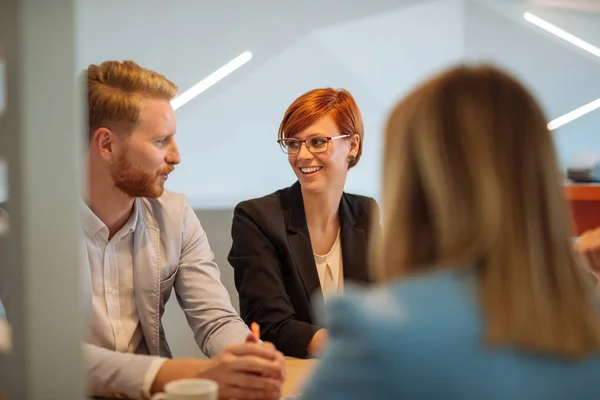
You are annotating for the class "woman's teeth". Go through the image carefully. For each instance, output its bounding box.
[300,166,323,174]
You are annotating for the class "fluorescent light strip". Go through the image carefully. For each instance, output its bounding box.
[171,51,253,110]
[547,97,600,130]
[523,12,600,130]
[523,12,600,58]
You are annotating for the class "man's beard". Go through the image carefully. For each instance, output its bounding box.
[110,153,173,198]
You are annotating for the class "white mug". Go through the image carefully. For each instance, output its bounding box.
[151,379,218,400]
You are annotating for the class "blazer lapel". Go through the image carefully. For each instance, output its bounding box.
[132,199,162,355]
[284,182,324,305]
[339,194,370,284]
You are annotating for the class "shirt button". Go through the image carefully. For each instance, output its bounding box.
[107,287,114,294]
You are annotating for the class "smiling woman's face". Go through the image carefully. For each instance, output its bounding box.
[287,115,358,195]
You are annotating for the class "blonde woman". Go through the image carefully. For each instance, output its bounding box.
[299,65,600,399]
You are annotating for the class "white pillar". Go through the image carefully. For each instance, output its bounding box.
[0,0,85,398]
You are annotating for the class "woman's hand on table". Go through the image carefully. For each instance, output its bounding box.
[575,227,600,275]
[307,329,329,358]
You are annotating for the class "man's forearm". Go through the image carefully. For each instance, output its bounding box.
[83,343,167,399]
[199,316,250,357]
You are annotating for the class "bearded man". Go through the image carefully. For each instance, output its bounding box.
[81,60,284,400]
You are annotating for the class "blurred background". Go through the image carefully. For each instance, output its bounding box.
[2,0,600,206]
[77,0,600,208]
[1,0,599,397]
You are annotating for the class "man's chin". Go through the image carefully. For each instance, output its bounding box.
[147,188,165,199]
[142,184,165,199]
[115,184,164,199]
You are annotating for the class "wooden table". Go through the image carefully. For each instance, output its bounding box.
[282,357,317,397]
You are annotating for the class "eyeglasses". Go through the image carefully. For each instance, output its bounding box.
[277,134,351,154]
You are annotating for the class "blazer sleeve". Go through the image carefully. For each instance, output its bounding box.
[174,202,250,357]
[299,292,390,400]
[228,203,320,358]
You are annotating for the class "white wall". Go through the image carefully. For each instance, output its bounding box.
[77,0,466,209]
[467,0,600,166]
[0,1,594,209]
[76,0,600,209]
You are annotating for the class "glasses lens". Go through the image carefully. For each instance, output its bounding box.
[281,139,301,154]
[279,137,329,154]
[307,137,328,153]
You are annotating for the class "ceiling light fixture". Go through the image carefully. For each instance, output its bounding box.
[523,12,600,57]
[547,98,600,130]
[171,50,253,110]
[524,12,600,130]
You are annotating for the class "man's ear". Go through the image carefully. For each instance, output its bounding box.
[91,127,117,161]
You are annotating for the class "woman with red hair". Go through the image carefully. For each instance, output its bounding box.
[228,88,380,358]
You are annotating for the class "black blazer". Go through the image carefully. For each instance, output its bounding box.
[228,181,380,358]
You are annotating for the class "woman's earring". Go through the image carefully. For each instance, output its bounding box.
[347,155,356,165]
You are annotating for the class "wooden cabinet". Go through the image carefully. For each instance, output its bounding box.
[565,184,600,235]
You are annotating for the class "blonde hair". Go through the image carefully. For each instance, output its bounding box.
[376,65,600,358]
[85,60,178,139]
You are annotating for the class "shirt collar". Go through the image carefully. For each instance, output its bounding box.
[80,198,139,239]
[120,199,139,238]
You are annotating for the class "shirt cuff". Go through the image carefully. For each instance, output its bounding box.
[141,357,168,399]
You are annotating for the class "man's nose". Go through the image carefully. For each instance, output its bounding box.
[166,142,181,165]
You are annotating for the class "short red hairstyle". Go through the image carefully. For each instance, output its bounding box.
[277,88,364,168]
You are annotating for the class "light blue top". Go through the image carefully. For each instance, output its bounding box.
[300,270,600,400]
